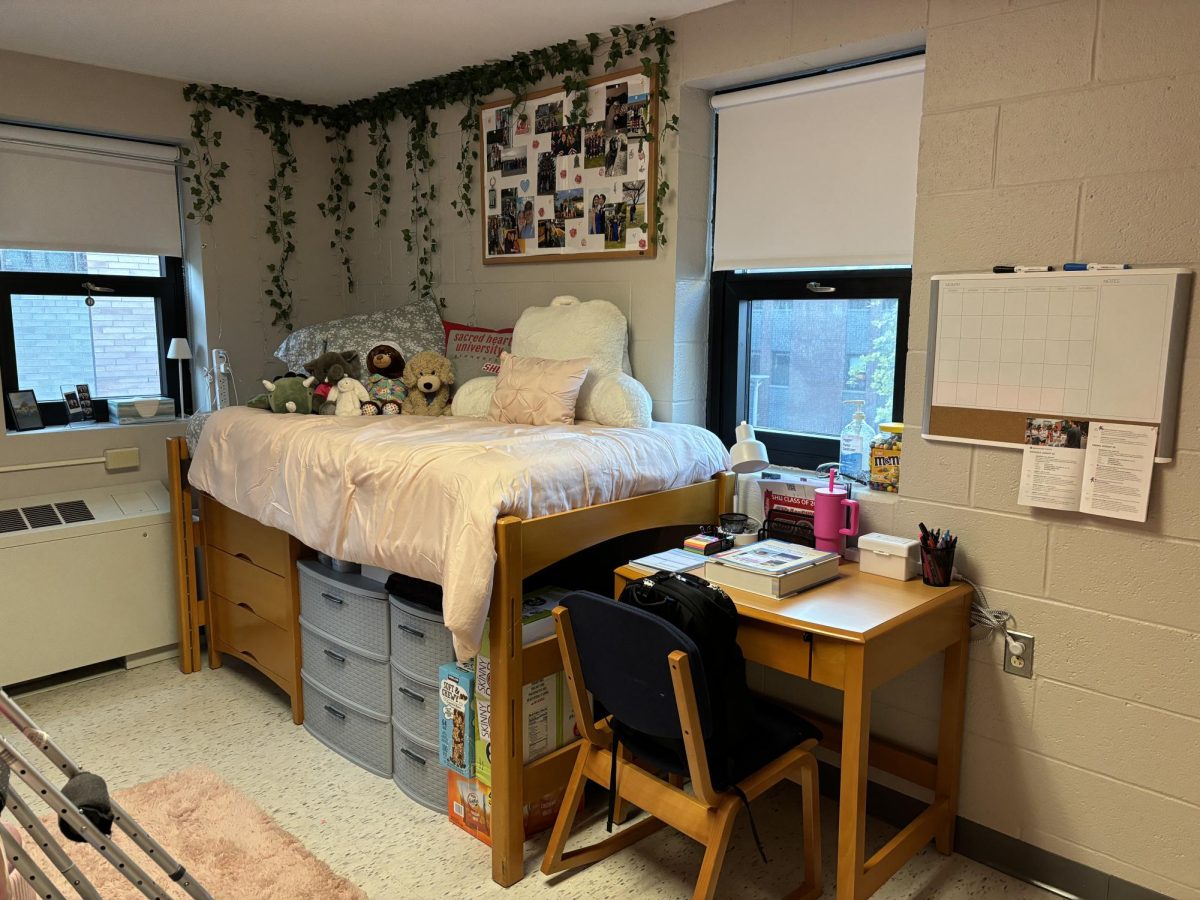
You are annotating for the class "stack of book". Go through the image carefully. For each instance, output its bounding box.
[703,539,840,599]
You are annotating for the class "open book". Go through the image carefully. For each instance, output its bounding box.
[1017,419,1157,522]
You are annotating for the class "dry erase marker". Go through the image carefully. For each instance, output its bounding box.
[1063,262,1131,271]
[993,265,1053,273]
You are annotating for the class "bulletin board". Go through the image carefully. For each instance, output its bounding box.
[480,67,657,264]
[922,269,1192,460]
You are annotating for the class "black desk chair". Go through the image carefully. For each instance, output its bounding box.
[541,591,822,900]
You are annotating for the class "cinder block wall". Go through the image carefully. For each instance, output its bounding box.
[902,3,1200,895]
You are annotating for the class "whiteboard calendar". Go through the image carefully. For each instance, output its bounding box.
[923,269,1191,459]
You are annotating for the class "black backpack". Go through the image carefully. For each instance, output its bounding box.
[617,570,751,786]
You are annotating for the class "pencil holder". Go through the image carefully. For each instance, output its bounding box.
[920,544,956,587]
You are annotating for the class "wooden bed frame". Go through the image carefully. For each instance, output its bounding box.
[167,434,734,887]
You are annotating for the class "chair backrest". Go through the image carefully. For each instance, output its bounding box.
[560,591,712,741]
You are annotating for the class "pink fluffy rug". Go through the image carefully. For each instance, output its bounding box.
[32,767,364,899]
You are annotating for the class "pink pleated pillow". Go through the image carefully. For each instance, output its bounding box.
[487,352,590,425]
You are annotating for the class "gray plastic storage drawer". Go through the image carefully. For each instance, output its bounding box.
[300,619,390,717]
[389,597,455,682]
[390,664,439,746]
[302,672,391,778]
[392,722,447,813]
[298,560,389,655]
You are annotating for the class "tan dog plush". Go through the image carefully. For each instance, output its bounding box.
[401,351,454,416]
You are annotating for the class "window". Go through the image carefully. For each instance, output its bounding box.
[710,269,910,469]
[0,124,186,429]
[0,251,187,429]
[708,54,922,469]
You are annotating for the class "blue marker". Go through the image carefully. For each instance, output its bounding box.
[1063,263,1131,271]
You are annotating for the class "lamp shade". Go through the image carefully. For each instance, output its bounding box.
[166,337,192,361]
[730,420,770,474]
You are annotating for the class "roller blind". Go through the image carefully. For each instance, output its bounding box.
[0,124,183,257]
[711,55,924,272]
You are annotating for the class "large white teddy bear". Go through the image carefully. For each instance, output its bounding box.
[452,296,653,427]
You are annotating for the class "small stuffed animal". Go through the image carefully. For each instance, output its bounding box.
[259,375,316,414]
[303,350,361,415]
[401,351,454,416]
[364,341,408,415]
[327,374,371,416]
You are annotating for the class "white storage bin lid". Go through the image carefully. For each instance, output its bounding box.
[859,532,920,558]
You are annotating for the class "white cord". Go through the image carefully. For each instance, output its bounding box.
[954,571,1026,656]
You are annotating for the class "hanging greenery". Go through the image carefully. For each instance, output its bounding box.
[182,20,675,330]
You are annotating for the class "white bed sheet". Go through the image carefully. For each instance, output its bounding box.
[188,408,730,658]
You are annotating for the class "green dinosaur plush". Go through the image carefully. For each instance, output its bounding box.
[259,375,316,413]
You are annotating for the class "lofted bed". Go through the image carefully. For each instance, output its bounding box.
[167,413,733,886]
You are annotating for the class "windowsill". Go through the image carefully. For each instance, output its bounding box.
[4,418,187,438]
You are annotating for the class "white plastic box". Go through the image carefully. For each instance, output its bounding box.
[858,533,920,581]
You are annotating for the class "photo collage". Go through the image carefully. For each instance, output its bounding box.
[483,71,653,260]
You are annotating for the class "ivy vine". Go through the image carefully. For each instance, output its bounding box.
[182,20,675,329]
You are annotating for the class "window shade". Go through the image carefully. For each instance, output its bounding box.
[0,124,182,257]
[711,56,924,272]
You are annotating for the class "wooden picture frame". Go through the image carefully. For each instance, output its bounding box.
[481,66,658,265]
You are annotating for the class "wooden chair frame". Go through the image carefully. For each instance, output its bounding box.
[541,604,823,900]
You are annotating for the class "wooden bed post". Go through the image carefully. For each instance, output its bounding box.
[167,436,203,674]
[491,515,526,887]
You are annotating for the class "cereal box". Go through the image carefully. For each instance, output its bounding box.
[438,663,475,777]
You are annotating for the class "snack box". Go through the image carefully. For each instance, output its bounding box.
[446,770,569,846]
[474,585,569,700]
[438,663,475,777]
[473,672,578,785]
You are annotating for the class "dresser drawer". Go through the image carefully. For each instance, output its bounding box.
[212,594,293,683]
[204,499,291,577]
[209,548,290,630]
[390,664,439,746]
[298,561,389,655]
[300,619,390,717]
[389,597,455,682]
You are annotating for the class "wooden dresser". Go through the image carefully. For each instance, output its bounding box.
[201,497,308,723]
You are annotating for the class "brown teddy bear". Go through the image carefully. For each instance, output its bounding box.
[364,341,407,415]
[401,351,454,416]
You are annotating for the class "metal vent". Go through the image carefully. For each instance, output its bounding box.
[54,500,94,524]
[21,505,62,529]
[0,509,27,534]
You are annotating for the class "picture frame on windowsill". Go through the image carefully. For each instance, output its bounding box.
[6,389,44,432]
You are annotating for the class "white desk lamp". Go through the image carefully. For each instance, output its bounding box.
[166,337,192,418]
[730,420,769,474]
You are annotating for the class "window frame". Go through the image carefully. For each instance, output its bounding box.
[0,257,188,429]
[707,268,911,471]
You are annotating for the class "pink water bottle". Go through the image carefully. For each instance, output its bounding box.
[813,469,859,556]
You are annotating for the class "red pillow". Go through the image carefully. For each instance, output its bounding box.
[443,321,514,385]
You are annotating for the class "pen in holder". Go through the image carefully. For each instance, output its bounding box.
[918,522,957,586]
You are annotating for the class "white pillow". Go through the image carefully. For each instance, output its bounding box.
[451,376,497,418]
[577,372,653,428]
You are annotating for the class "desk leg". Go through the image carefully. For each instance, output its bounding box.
[836,644,870,900]
[934,612,970,854]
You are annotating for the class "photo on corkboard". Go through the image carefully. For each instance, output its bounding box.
[536,151,556,194]
[622,180,647,228]
[604,82,628,130]
[538,218,565,249]
[602,201,627,249]
[550,124,580,157]
[587,192,608,235]
[554,188,584,220]
[485,141,502,172]
[603,132,628,177]
[500,145,528,177]
[534,100,562,134]
[622,95,650,137]
[584,123,607,169]
[1025,417,1089,449]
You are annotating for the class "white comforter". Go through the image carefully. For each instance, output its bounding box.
[188,407,730,658]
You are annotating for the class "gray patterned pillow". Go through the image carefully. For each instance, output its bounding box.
[275,297,445,377]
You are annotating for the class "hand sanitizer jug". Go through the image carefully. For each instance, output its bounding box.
[839,400,870,482]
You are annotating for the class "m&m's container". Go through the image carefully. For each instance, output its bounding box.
[869,423,903,493]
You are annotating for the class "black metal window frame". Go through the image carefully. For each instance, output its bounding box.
[707,268,912,470]
[0,257,189,429]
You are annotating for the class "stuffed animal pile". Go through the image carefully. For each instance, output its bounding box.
[251,344,455,418]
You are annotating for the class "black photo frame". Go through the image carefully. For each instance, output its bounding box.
[6,389,44,431]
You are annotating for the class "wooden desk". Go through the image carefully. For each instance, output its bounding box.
[614,562,972,900]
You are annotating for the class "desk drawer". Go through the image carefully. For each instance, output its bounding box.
[209,548,290,630]
[810,636,846,689]
[738,619,812,680]
[212,593,293,683]
[205,500,291,576]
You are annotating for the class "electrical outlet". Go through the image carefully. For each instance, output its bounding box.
[1003,631,1035,678]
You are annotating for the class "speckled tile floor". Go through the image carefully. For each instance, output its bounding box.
[7,661,1054,899]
